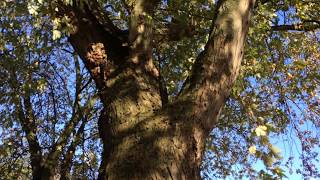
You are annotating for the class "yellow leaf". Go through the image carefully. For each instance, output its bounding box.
[270,145,282,159]
[257,116,264,122]
[270,145,281,154]
[52,30,61,40]
[255,125,267,136]
[27,3,39,15]
[287,72,293,80]
[249,145,256,154]
[37,80,47,92]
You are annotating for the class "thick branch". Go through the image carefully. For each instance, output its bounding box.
[55,0,129,89]
[179,0,256,132]
[56,0,126,41]
[19,97,43,179]
[129,0,161,61]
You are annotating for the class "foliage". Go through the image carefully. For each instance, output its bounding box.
[0,0,319,179]
[0,0,101,178]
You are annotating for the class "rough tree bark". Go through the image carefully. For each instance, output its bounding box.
[56,0,256,179]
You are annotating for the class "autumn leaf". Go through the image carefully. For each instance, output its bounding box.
[255,125,267,137]
[249,145,256,154]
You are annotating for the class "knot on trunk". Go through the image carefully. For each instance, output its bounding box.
[87,42,107,66]
[86,43,108,78]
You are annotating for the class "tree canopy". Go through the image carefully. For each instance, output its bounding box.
[0,0,319,179]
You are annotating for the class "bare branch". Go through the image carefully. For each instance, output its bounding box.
[271,22,320,31]
[60,120,86,180]
[8,70,43,178]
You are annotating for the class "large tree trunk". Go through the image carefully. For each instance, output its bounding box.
[97,105,206,179]
[56,0,256,179]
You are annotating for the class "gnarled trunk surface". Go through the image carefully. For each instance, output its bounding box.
[97,101,207,180]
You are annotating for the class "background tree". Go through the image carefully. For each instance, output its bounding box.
[0,0,319,179]
[0,1,100,179]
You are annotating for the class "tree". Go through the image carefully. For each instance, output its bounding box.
[0,0,319,179]
[52,0,256,179]
[0,2,100,178]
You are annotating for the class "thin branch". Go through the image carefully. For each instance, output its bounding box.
[271,23,320,31]
[60,120,86,180]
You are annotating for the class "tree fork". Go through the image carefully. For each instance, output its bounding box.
[58,0,256,179]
